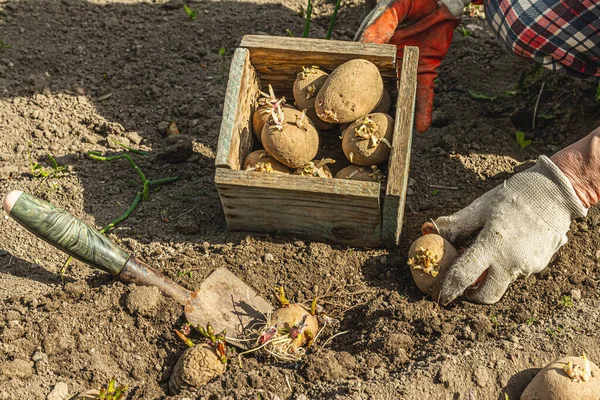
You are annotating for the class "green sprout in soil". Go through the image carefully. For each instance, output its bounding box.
[596,82,600,102]
[516,63,543,92]
[525,317,537,326]
[303,0,313,38]
[218,46,225,56]
[461,26,472,37]
[60,142,178,277]
[286,29,294,37]
[325,0,341,39]
[560,295,574,308]
[536,113,556,120]
[0,40,11,50]
[28,142,67,179]
[97,377,127,400]
[183,4,197,20]
[515,131,531,150]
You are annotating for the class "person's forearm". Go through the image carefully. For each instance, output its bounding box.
[551,127,600,209]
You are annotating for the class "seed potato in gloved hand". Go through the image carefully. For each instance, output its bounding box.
[425,156,587,305]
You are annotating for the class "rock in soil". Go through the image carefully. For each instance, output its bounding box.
[46,382,69,400]
[126,285,163,317]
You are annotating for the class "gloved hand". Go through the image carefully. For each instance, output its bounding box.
[426,156,587,305]
[355,0,477,132]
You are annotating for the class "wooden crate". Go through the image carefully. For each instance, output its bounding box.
[215,35,418,247]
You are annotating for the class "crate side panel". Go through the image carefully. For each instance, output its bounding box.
[215,48,259,170]
[382,46,419,247]
[215,170,382,247]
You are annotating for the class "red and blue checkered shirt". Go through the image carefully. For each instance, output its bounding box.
[483,0,600,77]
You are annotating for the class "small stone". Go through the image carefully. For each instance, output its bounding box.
[0,249,7,256]
[406,187,414,195]
[125,131,143,145]
[473,365,491,388]
[32,349,48,363]
[155,136,192,163]
[264,253,275,263]
[126,285,163,317]
[571,288,582,302]
[15,144,25,154]
[43,333,75,355]
[47,382,69,400]
[165,120,180,136]
[509,335,519,344]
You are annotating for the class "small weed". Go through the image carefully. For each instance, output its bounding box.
[546,325,563,337]
[469,89,517,102]
[504,394,510,400]
[432,189,439,196]
[183,4,197,20]
[218,46,225,56]
[560,295,574,308]
[28,143,67,179]
[178,270,193,279]
[596,82,600,102]
[286,29,294,37]
[525,317,537,326]
[98,377,127,400]
[0,40,11,50]
[461,26,472,37]
[515,131,531,150]
[490,314,499,331]
[516,63,543,92]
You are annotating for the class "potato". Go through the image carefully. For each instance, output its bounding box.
[252,84,293,142]
[169,344,226,393]
[521,355,600,400]
[335,165,384,182]
[407,234,458,295]
[293,158,335,178]
[372,89,392,114]
[261,107,319,168]
[293,67,334,131]
[243,150,290,174]
[315,59,383,123]
[270,303,319,349]
[341,113,394,166]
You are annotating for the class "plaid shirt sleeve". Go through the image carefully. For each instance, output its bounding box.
[484,0,600,77]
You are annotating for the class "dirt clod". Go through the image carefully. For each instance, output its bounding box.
[0,359,33,381]
[126,285,163,317]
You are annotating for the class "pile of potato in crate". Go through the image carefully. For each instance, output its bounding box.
[244,59,394,182]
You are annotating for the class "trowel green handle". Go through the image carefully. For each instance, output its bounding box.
[3,191,129,275]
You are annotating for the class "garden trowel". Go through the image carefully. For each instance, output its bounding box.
[2,190,273,349]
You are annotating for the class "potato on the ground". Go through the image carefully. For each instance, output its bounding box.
[521,354,599,400]
[341,113,394,166]
[243,150,290,174]
[261,107,319,168]
[335,165,384,182]
[407,234,458,295]
[315,59,383,123]
[169,344,226,393]
[270,303,319,349]
[293,66,334,131]
[252,84,293,142]
[293,158,335,178]
[372,89,392,114]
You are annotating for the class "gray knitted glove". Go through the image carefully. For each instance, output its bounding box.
[433,156,587,305]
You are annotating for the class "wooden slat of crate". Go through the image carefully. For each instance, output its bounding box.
[215,48,258,170]
[240,35,397,81]
[215,169,382,247]
[382,46,418,247]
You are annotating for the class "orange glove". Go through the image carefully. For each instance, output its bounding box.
[356,0,479,132]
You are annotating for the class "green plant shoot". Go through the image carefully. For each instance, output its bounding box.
[325,0,341,39]
[596,81,600,102]
[303,0,313,38]
[515,131,531,150]
[461,26,471,37]
[183,4,197,20]
[560,295,574,307]
[218,46,225,56]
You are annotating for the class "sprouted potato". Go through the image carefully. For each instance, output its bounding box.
[341,113,394,166]
[261,107,319,168]
[335,165,384,182]
[407,234,459,295]
[243,150,290,174]
[169,324,227,393]
[315,59,383,123]
[293,66,334,131]
[293,158,335,178]
[252,84,293,143]
[253,287,319,362]
[521,354,599,400]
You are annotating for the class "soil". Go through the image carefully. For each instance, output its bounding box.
[1,1,599,399]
